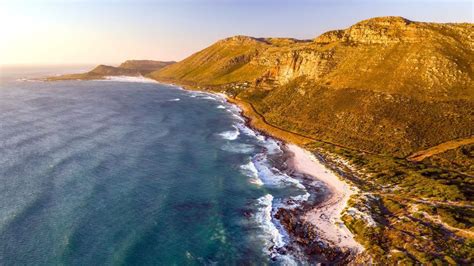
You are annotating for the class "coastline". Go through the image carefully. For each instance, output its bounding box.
[159,80,364,261]
[46,76,364,262]
[285,144,362,252]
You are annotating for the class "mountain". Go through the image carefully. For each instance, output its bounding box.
[150,16,474,158]
[47,60,175,81]
[45,16,474,263]
[151,17,474,263]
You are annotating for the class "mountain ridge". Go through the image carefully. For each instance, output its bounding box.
[47,16,473,157]
[45,16,474,264]
[150,16,474,157]
[46,60,175,81]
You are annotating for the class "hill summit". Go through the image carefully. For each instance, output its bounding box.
[150,16,473,157]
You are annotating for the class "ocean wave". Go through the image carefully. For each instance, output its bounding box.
[16,78,38,82]
[186,91,225,103]
[218,125,240,140]
[231,114,246,123]
[202,96,217,100]
[290,192,311,203]
[240,160,263,186]
[101,76,158,83]
[216,105,226,109]
[235,123,281,154]
[255,194,284,249]
[193,93,222,101]
[167,98,180,102]
[255,195,297,264]
[220,143,254,154]
[261,138,282,155]
[252,154,305,190]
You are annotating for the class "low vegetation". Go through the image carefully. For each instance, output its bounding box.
[307,141,473,264]
[47,16,474,263]
[148,17,474,263]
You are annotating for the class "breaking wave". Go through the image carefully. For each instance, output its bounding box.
[218,125,240,140]
[255,194,297,265]
[220,143,254,153]
[101,76,158,83]
[240,160,263,186]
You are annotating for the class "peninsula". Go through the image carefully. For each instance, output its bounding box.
[46,60,175,81]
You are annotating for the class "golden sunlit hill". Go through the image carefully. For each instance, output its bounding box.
[149,17,474,264]
[47,60,175,81]
[151,16,474,158]
[43,16,474,264]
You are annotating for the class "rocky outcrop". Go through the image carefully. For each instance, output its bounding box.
[314,17,429,44]
[52,17,473,157]
[314,30,345,44]
[344,16,418,44]
[253,48,337,85]
[150,16,474,157]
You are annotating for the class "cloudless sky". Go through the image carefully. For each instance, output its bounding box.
[1,0,472,65]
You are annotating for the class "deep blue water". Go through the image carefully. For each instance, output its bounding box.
[0,72,307,265]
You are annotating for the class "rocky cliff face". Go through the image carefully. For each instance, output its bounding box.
[250,17,473,99]
[150,17,474,156]
[154,16,473,99]
[253,47,337,85]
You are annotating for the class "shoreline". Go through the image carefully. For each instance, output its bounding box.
[121,77,365,262]
[214,87,364,261]
[285,144,362,252]
[151,78,365,262]
[45,76,364,262]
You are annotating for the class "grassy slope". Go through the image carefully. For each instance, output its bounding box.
[47,60,174,81]
[149,17,474,264]
[151,17,473,157]
[151,36,273,85]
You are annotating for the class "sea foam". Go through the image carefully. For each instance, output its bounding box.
[218,125,240,140]
[101,76,158,83]
[220,143,254,153]
[255,194,285,249]
[255,194,297,264]
[240,160,263,186]
[252,154,305,190]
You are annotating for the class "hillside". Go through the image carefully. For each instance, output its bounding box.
[149,17,474,264]
[43,16,474,264]
[150,16,474,157]
[47,60,175,81]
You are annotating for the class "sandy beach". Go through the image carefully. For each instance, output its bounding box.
[287,144,363,252]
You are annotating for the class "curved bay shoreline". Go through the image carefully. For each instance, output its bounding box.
[159,80,365,263]
[45,76,365,263]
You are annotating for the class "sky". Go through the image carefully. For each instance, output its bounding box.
[0,0,472,65]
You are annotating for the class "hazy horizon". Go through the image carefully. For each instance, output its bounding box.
[1,0,472,66]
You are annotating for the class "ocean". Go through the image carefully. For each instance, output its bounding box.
[0,68,309,265]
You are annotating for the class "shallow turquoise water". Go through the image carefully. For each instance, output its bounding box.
[0,73,307,265]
